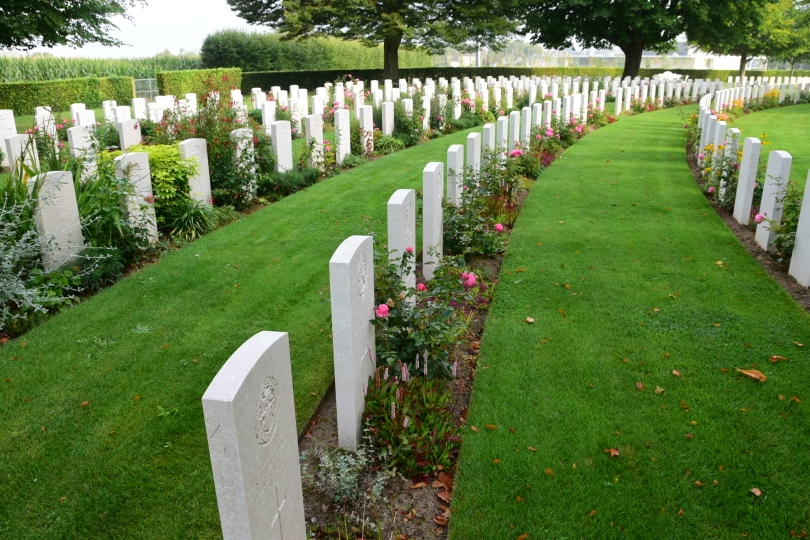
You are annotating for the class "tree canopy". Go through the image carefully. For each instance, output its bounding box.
[687,0,804,76]
[226,0,516,79]
[519,0,775,78]
[0,0,141,50]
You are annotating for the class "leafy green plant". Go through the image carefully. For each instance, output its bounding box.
[164,196,217,242]
[374,135,405,155]
[300,444,392,504]
[364,372,461,477]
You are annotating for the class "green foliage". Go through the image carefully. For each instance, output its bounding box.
[156,68,242,100]
[374,135,405,155]
[364,373,461,477]
[300,444,392,504]
[0,76,133,115]
[164,197,217,242]
[202,30,432,72]
[257,168,320,200]
[0,0,136,50]
[766,180,803,261]
[73,246,124,292]
[0,55,201,83]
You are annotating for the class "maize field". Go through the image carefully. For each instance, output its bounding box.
[0,55,202,82]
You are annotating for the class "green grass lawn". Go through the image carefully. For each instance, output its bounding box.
[451,106,810,539]
[731,104,810,188]
[0,129,468,538]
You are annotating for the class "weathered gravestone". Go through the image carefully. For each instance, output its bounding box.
[117,119,142,150]
[202,331,306,540]
[5,134,39,171]
[262,101,277,135]
[304,114,324,169]
[114,153,158,243]
[334,109,351,166]
[466,132,481,176]
[0,109,17,167]
[70,103,86,123]
[76,109,97,128]
[67,125,97,179]
[329,235,376,452]
[789,170,810,286]
[482,123,496,168]
[388,189,417,292]
[28,171,85,272]
[230,128,257,197]
[115,105,132,123]
[271,121,293,173]
[446,144,465,205]
[381,102,394,136]
[423,162,444,280]
[755,151,793,252]
[359,105,374,156]
[178,138,212,205]
[733,137,762,224]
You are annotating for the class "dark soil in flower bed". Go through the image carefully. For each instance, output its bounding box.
[686,140,810,311]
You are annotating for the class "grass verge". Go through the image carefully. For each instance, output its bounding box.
[451,106,810,539]
[0,127,473,538]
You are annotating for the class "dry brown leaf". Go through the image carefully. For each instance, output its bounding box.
[432,480,445,488]
[558,309,567,318]
[471,425,479,433]
[735,368,767,382]
[544,468,554,476]
[604,448,619,458]
[713,480,720,486]
[636,382,644,391]
[686,433,694,440]
[588,510,597,517]
[694,481,704,487]
[654,386,665,395]
[770,355,787,363]
[493,458,501,464]
[485,424,498,430]
[678,509,685,516]
[517,534,529,540]
[794,342,804,347]
[437,490,452,503]
[791,396,801,403]
[438,472,454,489]
[778,395,785,401]
[750,487,762,497]
[434,515,449,526]
[672,370,681,377]
[719,367,729,373]
[525,317,535,324]
[80,401,90,407]
[528,446,537,452]
[410,482,427,489]
[515,496,523,503]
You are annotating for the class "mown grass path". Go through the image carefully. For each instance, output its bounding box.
[451,106,810,539]
[0,129,474,538]
[729,104,810,188]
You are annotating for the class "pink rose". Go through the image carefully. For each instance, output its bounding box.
[375,304,390,318]
[417,283,427,291]
[510,149,524,157]
[708,186,715,194]
[406,246,414,253]
[755,213,765,223]
[495,223,504,232]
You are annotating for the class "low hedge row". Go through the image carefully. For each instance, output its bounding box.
[156,68,242,99]
[0,77,133,116]
[241,67,810,93]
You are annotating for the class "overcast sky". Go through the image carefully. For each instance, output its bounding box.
[29,0,261,58]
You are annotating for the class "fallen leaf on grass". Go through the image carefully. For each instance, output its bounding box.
[678,509,685,516]
[790,530,808,538]
[654,386,665,395]
[525,317,535,324]
[493,458,501,464]
[517,534,529,540]
[713,480,720,486]
[686,433,694,439]
[791,396,801,403]
[528,446,537,452]
[80,401,90,407]
[735,368,767,382]
[672,370,681,377]
[636,382,644,391]
[544,468,554,476]
[515,496,523,503]
[471,425,479,433]
[694,481,704,487]
[588,510,597,517]
[604,448,619,458]
[794,342,804,347]
[558,309,567,318]
[750,487,762,497]
[437,490,452,503]
[778,395,785,401]
[769,355,787,363]
[485,424,498,430]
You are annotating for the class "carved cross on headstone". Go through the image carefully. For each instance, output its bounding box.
[271,484,287,537]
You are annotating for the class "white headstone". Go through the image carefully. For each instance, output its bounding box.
[114,105,132,123]
[733,137,762,225]
[467,132,481,176]
[132,98,147,121]
[5,134,39,171]
[114,152,158,243]
[359,105,373,156]
[304,114,324,169]
[202,331,306,540]
[788,170,810,286]
[69,103,86,123]
[755,151,793,252]
[76,109,96,128]
[261,101,277,135]
[117,119,142,150]
[482,123,496,169]
[102,100,117,123]
[0,109,17,167]
[329,235,376,452]
[231,128,257,196]
[271,121,293,173]
[178,138,212,205]
[67,125,97,179]
[423,162,444,280]
[447,144,464,206]
[28,171,85,272]
[381,102,394,136]
[334,109,351,166]
[388,189,417,292]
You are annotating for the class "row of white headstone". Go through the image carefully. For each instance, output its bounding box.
[695,93,810,287]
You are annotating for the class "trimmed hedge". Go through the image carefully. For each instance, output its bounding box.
[242,66,810,93]
[156,68,242,99]
[0,77,133,116]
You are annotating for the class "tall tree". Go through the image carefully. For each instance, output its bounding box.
[225,0,516,79]
[766,0,810,76]
[519,0,774,79]
[0,0,141,50]
[687,0,796,77]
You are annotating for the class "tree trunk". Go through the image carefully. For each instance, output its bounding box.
[738,52,748,79]
[790,60,796,79]
[619,42,644,79]
[383,33,402,80]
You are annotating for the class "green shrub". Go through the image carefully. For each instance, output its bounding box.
[74,247,125,292]
[0,76,134,115]
[164,197,217,242]
[257,168,319,200]
[156,68,241,100]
